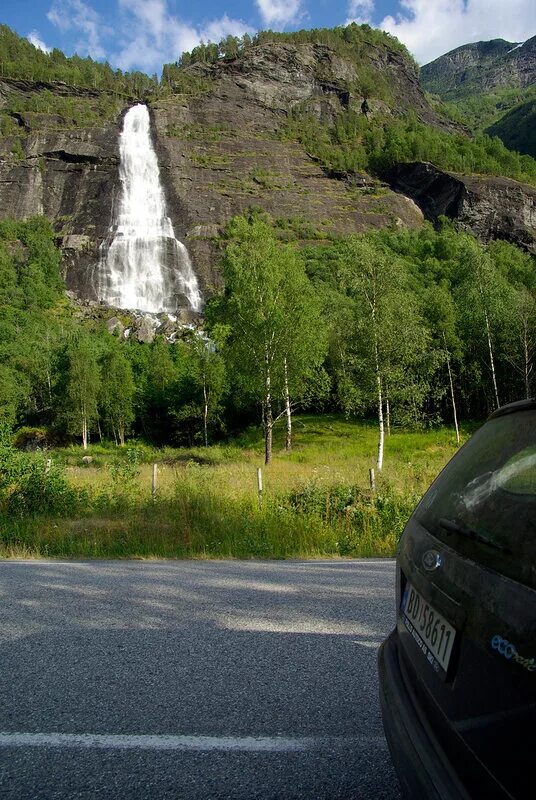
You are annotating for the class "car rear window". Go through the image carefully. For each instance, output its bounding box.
[415,409,536,589]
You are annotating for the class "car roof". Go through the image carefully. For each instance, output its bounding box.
[489,398,536,419]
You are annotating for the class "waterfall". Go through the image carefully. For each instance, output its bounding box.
[96,103,202,314]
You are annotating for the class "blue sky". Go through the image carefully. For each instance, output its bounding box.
[2,1,536,74]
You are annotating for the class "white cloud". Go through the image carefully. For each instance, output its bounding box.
[255,0,303,28]
[345,1,375,25]
[114,0,255,73]
[379,0,536,65]
[47,0,107,59]
[27,30,52,53]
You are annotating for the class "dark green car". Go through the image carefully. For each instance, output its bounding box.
[379,399,535,799]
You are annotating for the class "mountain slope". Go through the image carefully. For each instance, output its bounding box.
[486,96,536,157]
[421,36,536,99]
[421,36,536,158]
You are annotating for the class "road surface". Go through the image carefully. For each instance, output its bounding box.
[0,559,401,799]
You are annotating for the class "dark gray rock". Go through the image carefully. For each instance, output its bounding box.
[388,161,536,253]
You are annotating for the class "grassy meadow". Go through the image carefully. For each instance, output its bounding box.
[0,415,470,560]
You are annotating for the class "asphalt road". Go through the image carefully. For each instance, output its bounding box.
[0,559,402,800]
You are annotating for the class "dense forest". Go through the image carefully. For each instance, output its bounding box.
[2,215,534,466]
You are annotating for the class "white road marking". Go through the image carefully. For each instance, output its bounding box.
[0,732,387,752]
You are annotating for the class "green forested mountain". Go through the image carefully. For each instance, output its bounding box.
[421,36,536,158]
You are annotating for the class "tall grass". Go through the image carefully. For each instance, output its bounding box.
[0,415,466,560]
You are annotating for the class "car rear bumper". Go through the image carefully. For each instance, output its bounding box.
[378,630,471,800]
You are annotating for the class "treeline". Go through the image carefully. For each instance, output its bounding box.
[0,24,156,96]
[2,217,535,466]
[169,22,413,72]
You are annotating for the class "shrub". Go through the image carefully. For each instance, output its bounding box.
[0,444,82,516]
[13,426,53,451]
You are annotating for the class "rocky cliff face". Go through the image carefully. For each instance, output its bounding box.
[0,78,121,300]
[388,162,536,254]
[0,42,432,306]
[151,41,436,292]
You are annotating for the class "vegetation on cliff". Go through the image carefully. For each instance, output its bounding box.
[280,107,536,185]
[169,23,414,71]
[163,25,536,186]
[0,24,156,94]
[2,23,536,183]
[485,96,536,159]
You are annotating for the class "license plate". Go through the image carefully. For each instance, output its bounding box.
[401,583,456,674]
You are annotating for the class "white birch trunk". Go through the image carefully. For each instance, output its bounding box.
[264,347,273,465]
[376,372,384,471]
[522,321,531,400]
[203,381,209,448]
[484,307,500,409]
[283,357,292,451]
[446,352,460,446]
[477,269,500,409]
[442,333,460,446]
[373,333,384,471]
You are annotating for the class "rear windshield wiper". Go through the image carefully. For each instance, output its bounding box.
[439,518,511,554]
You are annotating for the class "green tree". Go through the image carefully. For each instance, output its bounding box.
[335,236,433,469]
[456,241,515,410]
[421,285,462,444]
[63,333,100,449]
[212,215,327,463]
[185,333,227,447]
[100,342,135,445]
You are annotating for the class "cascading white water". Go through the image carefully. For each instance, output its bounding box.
[96,103,202,314]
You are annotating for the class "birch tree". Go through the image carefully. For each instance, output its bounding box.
[100,343,135,445]
[504,288,536,400]
[457,243,514,411]
[179,333,227,447]
[213,215,327,463]
[421,286,462,445]
[336,237,432,470]
[63,333,100,450]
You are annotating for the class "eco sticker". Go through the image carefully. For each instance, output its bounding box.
[491,635,536,672]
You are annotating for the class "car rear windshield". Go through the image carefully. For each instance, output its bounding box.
[415,409,536,589]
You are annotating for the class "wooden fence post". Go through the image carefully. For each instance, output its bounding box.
[257,467,263,504]
[152,463,158,500]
